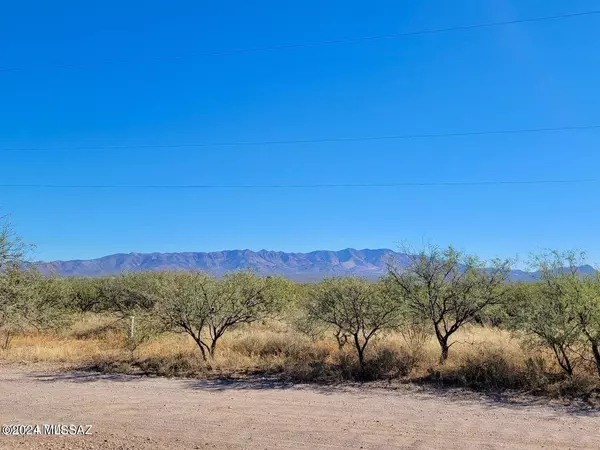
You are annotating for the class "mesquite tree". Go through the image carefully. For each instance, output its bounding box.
[307,277,402,369]
[154,271,289,361]
[516,251,600,377]
[387,245,510,362]
[578,274,600,377]
[0,217,29,271]
[100,273,167,358]
[0,218,62,349]
[0,267,70,349]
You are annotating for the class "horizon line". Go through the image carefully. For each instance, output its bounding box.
[34,247,400,263]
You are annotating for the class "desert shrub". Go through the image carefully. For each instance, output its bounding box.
[64,277,108,313]
[278,344,335,382]
[453,349,524,390]
[120,313,163,360]
[361,347,416,381]
[72,318,123,340]
[87,352,208,378]
[556,374,600,399]
[100,273,158,315]
[398,321,430,366]
[86,359,136,375]
[227,331,295,358]
[282,359,339,382]
[427,348,593,395]
[0,267,71,349]
[522,356,552,391]
[280,343,416,382]
[134,352,207,378]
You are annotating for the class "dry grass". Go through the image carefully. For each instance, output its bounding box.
[3,314,124,363]
[1,314,599,399]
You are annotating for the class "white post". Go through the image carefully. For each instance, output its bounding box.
[129,315,135,340]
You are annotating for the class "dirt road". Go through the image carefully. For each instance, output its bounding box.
[0,365,598,449]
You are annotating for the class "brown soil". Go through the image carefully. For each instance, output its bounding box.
[0,363,598,449]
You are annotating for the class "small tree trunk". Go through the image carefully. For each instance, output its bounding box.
[334,329,348,352]
[353,334,365,369]
[128,315,135,340]
[552,344,574,377]
[440,342,449,363]
[192,337,208,361]
[0,331,13,351]
[435,326,450,363]
[581,327,600,378]
[590,340,600,378]
[209,338,218,359]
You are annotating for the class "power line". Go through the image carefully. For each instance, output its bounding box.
[4,124,600,152]
[1,9,599,73]
[0,179,596,190]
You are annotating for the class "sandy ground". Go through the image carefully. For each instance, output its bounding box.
[0,364,598,449]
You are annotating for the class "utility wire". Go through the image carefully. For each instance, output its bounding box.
[1,9,599,73]
[0,180,596,190]
[4,124,600,152]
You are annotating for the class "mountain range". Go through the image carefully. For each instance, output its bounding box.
[33,248,597,281]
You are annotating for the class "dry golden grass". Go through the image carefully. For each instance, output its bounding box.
[3,314,122,363]
[1,314,598,398]
[0,316,550,370]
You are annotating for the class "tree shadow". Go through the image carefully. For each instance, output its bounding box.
[412,382,600,417]
[27,369,142,384]
[25,365,600,416]
[187,377,296,391]
[184,376,356,395]
[185,377,600,416]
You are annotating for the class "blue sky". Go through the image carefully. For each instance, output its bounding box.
[1,0,599,265]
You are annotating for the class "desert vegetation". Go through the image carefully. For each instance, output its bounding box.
[1,218,600,400]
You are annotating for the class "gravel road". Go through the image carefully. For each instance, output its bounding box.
[0,365,598,449]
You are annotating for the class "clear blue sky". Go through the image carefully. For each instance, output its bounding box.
[1,0,599,265]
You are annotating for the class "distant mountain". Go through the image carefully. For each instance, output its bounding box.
[35,249,403,280]
[33,248,596,281]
